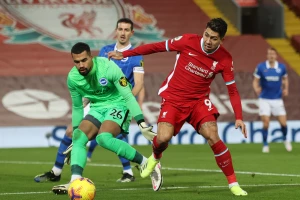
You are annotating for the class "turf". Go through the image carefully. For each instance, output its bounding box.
[0,143,299,200]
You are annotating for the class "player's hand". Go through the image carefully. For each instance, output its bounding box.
[63,143,73,165]
[235,119,247,138]
[138,122,156,141]
[107,50,124,60]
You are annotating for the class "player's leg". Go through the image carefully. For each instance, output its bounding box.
[86,139,97,162]
[34,124,73,183]
[259,98,271,153]
[190,99,247,196]
[115,133,135,182]
[272,99,292,151]
[198,116,247,196]
[140,101,186,178]
[52,115,100,195]
[95,106,162,190]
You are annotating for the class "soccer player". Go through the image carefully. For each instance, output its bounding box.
[86,18,145,182]
[108,18,248,196]
[253,47,292,153]
[52,42,162,194]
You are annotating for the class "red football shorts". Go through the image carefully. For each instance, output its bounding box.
[157,98,220,136]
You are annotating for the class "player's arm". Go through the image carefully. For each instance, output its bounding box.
[67,76,84,129]
[108,35,187,59]
[109,61,156,141]
[131,58,145,96]
[137,86,145,109]
[252,66,261,96]
[221,59,247,138]
[282,66,289,96]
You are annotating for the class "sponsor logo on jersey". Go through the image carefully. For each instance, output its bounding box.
[99,78,108,86]
[119,77,128,87]
[0,0,166,51]
[174,36,182,41]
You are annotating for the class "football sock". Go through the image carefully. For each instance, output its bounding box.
[71,129,89,168]
[87,139,98,159]
[152,136,168,159]
[52,166,62,176]
[116,133,132,173]
[211,140,237,184]
[262,128,268,146]
[281,126,287,141]
[96,132,144,165]
[53,134,72,172]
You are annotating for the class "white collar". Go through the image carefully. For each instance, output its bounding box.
[114,43,132,52]
[200,38,220,55]
[266,61,278,69]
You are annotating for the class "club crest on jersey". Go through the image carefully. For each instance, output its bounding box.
[276,68,281,73]
[121,57,129,62]
[99,78,108,86]
[119,77,128,87]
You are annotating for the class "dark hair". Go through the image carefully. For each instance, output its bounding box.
[268,47,277,53]
[206,18,227,39]
[71,42,91,55]
[116,17,134,31]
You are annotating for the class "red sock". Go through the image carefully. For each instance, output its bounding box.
[152,136,168,159]
[211,140,237,184]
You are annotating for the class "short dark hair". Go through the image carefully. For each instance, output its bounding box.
[71,42,91,55]
[116,17,134,31]
[206,18,227,39]
[268,47,277,53]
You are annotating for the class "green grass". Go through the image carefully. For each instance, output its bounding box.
[0,143,299,200]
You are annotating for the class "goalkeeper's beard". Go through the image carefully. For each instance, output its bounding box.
[79,68,90,76]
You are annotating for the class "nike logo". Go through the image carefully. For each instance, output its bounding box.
[188,52,197,56]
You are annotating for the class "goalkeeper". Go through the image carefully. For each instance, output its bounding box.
[52,42,162,194]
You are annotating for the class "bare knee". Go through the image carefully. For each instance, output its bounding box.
[199,122,220,146]
[157,122,174,144]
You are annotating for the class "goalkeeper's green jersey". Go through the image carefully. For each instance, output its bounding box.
[67,57,144,128]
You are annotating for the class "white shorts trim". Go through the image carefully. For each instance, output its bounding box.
[259,98,286,116]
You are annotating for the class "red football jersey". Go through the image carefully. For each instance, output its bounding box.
[123,34,243,119]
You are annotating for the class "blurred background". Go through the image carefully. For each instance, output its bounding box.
[0,0,300,148]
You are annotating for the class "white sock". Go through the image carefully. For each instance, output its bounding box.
[123,168,133,176]
[229,182,239,189]
[51,166,62,176]
[140,156,148,166]
[71,175,82,182]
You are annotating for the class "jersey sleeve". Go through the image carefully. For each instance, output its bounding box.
[122,34,191,57]
[133,56,144,74]
[67,75,83,129]
[282,64,287,77]
[221,57,235,86]
[253,64,262,79]
[221,57,243,120]
[108,60,145,123]
[98,46,107,57]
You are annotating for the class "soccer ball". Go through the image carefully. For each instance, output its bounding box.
[68,177,96,200]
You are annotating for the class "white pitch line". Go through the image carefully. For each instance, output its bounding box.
[1,160,300,178]
[1,183,300,195]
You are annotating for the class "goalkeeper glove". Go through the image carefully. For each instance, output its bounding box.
[138,122,156,141]
[63,143,73,165]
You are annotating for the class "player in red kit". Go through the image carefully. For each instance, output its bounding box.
[108,18,248,196]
